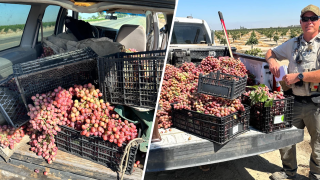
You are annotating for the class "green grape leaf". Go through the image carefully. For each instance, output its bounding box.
[264,98,274,107]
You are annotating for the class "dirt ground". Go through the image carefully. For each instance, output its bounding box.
[145,128,312,180]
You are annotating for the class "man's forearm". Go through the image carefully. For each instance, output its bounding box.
[265,49,277,64]
[303,70,320,83]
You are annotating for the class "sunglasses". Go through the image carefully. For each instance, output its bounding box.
[301,16,320,22]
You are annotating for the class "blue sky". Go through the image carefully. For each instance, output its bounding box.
[175,0,320,30]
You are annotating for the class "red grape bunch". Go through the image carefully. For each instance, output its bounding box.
[243,86,285,100]
[26,83,139,165]
[0,125,25,149]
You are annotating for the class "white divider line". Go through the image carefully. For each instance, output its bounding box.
[140,0,180,179]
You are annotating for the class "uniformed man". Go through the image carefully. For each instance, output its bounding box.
[266,4,320,180]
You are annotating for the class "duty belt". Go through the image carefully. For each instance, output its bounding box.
[293,95,320,104]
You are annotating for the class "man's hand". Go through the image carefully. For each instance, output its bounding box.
[268,60,281,78]
[282,73,300,85]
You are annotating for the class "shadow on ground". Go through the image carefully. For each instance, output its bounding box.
[144,155,308,180]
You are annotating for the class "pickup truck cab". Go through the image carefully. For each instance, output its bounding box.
[0,0,174,179]
[146,17,304,173]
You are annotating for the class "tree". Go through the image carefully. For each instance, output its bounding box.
[290,31,297,39]
[79,15,83,20]
[281,31,286,39]
[216,34,221,42]
[266,33,273,41]
[245,48,263,57]
[245,36,258,49]
[91,15,97,19]
[273,35,279,45]
[251,30,256,37]
[220,38,227,46]
[232,34,240,42]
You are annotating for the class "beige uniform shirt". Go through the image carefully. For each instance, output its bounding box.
[271,33,320,96]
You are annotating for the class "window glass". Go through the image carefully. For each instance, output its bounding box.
[171,22,210,44]
[157,13,166,30]
[38,5,60,41]
[78,12,146,30]
[0,3,31,51]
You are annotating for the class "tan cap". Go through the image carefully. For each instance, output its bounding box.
[301,4,320,17]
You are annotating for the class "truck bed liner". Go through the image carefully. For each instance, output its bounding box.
[146,127,304,172]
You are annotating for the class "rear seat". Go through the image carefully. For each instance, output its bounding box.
[115,25,146,51]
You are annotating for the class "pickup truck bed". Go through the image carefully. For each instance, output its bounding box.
[0,141,143,180]
[146,127,304,172]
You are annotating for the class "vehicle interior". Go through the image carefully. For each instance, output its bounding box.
[0,0,174,83]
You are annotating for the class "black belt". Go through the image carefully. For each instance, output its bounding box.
[293,95,320,104]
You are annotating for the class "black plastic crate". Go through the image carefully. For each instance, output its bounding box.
[197,71,247,100]
[171,104,250,144]
[241,94,294,133]
[16,59,98,108]
[99,51,165,109]
[0,77,29,127]
[13,47,97,76]
[56,125,139,175]
[168,47,237,66]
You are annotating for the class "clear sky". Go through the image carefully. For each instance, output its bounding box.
[175,0,320,30]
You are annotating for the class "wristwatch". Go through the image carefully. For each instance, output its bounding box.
[295,73,304,87]
[298,73,304,81]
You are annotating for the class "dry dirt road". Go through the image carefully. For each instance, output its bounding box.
[145,128,311,180]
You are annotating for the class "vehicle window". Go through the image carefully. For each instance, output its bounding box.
[0,3,31,51]
[158,13,166,30]
[171,22,210,44]
[38,5,60,41]
[78,12,146,30]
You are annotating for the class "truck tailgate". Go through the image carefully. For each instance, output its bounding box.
[146,127,304,172]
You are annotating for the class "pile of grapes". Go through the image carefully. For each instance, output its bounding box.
[246,70,258,86]
[243,85,285,102]
[157,56,248,129]
[0,125,25,149]
[25,83,138,164]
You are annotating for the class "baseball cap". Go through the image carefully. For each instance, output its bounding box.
[301,4,320,17]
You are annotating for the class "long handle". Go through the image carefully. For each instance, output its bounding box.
[218,11,233,58]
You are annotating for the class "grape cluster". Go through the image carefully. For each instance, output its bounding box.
[26,83,138,164]
[200,56,247,78]
[158,56,248,129]
[38,46,55,59]
[243,86,285,100]
[174,95,245,117]
[0,125,25,149]
[246,70,257,86]
[126,48,138,53]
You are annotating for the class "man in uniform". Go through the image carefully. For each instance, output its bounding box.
[266,4,320,180]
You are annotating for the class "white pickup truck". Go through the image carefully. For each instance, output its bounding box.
[146,17,303,173]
